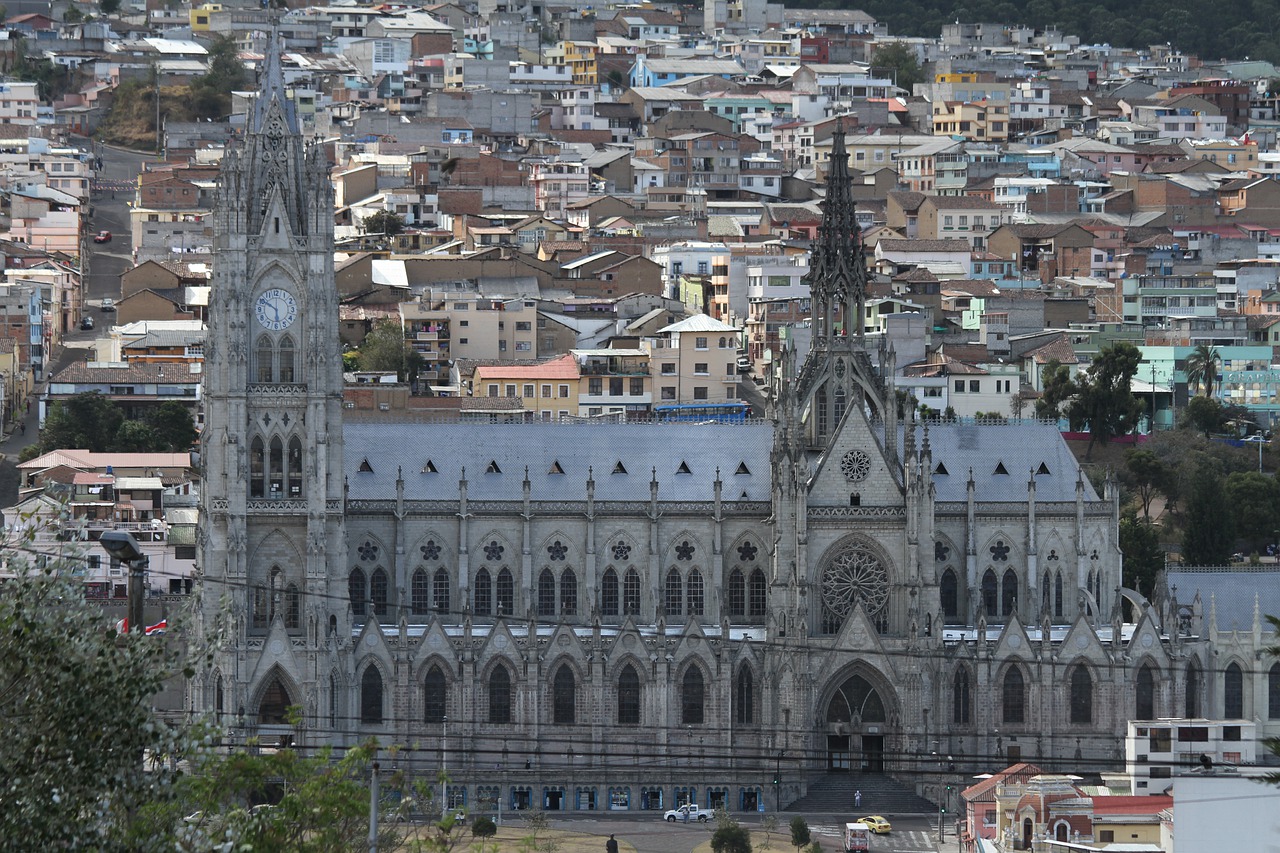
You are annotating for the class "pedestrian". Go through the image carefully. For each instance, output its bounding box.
[605,834,619,853]
[19,421,25,435]
[854,789,862,808]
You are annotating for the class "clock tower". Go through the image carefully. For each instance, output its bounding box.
[196,37,346,739]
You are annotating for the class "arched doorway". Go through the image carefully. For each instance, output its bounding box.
[258,672,295,725]
[823,670,895,772]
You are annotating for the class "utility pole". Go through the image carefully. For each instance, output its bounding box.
[368,760,380,853]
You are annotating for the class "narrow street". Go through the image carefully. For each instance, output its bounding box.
[0,141,151,510]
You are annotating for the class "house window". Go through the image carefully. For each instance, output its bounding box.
[694,363,709,375]
[695,336,708,349]
[601,568,619,615]
[693,387,708,400]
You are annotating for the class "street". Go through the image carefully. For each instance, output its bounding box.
[0,141,150,509]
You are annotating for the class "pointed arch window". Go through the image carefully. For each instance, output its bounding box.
[1137,664,1155,720]
[1001,569,1017,617]
[411,569,430,615]
[727,568,745,617]
[1002,666,1025,724]
[1054,571,1064,619]
[687,569,704,616]
[600,568,619,616]
[424,665,447,724]
[252,582,268,629]
[370,568,389,617]
[474,568,492,616]
[560,568,578,616]
[329,672,338,727]
[250,436,265,497]
[348,568,367,616]
[1186,660,1202,718]
[553,664,576,725]
[496,568,514,617]
[735,666,754,725]
[361,666,383,724]
[623,568,641,616]
[269,436,284,497]
[941,568,958,619]
[681,667,705,725]
[1269,663,1280,719]
[748,568,767,618]
[1070,665,1092,724]
[488,666,512,724]
[256,334,273,383]
[433,568,450,615]
[982,569,998,617]
[285,583,300,629]
[665,569,682,616]
[538,568,556,617]
[1225,662,1244,719]
[953,667,972,724]
[278,334,296,383]
[287,436,303,498]
[618,664,640,725]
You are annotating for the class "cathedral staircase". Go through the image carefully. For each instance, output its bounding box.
[784,772,937,815]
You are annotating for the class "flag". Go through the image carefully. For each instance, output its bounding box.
[116,617,127,634]
[145,619,167,636]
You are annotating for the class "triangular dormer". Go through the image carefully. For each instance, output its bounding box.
[358,458,374,473]
[548,460,565,475]
[993,461,1009,476]
[613,461,627,475]
[486,460,502,474]
[736,461,751,475]
[1037,461,1051,475]
[676,461,692,475]
[934,462,949,476]
[422,460,438,473]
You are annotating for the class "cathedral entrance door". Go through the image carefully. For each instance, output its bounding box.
[827,735,851,771]
[861,735,885,773]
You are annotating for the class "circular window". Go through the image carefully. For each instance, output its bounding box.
[821,543,890,622]
[840,449,871,482]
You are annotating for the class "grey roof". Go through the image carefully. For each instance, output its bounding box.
[343,422,775,502]
[1165,566,1280,633]
[901,421,1098,502]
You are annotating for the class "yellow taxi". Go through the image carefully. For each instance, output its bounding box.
[859,815,892,834]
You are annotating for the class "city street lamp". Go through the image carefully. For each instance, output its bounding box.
[1244,434,1267,473]
[100,530,147,635]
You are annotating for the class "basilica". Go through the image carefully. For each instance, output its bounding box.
[194,44,1247,815]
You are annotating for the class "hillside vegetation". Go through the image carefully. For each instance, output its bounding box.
[814,0,1280,65]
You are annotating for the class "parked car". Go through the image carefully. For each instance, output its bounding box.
[100,297,115,312]
[93,230,112,243]
[859,815,892,834]
[663,804,714,822]
[736,355,752,372]
[80,315,94,330]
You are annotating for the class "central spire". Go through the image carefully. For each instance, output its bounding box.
[806,119,868,346]
[252,31,298,135]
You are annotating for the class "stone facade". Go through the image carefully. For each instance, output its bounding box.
[195,51,1231,816]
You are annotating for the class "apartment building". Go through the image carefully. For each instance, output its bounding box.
[641,314,742,405]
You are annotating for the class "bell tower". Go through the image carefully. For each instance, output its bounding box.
[197,36,346,737]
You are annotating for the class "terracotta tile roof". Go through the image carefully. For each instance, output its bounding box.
[472,353,580,381]
[1091,795,1173,816]
[961,762,1044,803]
[49,362,200,384]
[878,238,972,253]
[1024,334,1080,364]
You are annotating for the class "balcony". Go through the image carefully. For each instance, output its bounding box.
[579,361,649,376]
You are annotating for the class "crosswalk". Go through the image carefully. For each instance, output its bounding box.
[805,825,938,852]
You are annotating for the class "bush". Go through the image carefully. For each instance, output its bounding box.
[472,815,497,838]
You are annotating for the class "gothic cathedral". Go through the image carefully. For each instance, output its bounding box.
[196,46,1217,814]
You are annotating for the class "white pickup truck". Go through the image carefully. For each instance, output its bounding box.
[664,804,715,822]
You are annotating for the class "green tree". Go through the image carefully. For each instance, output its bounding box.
[1185,344,1221,397]
[38,391,124,452]
[147,400,198,451]
[1066,342,1143,459]
[1119,510,1163,599]
[363,210,405,237]
[712,822,754,853]
[0,535,186,849]
[1035,358,1075,420]
[1182,465,1235,565]
[113,419,164,452]
[869,42,924,93]
[101,0,120,14]
[790,815,812,852]
[1225,471,1280,552]
[1182,395,1228,437]
[1123,448,1171,521]
[355,319,422,382]
[188,34,246,120]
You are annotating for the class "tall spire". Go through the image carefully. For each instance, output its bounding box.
[252,31,298,136]
[806,118,868,346]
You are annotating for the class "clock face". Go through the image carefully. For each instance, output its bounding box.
[255,288,298,331]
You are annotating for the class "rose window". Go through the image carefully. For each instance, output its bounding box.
[821,544,890,624]
[840,449,871,483]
